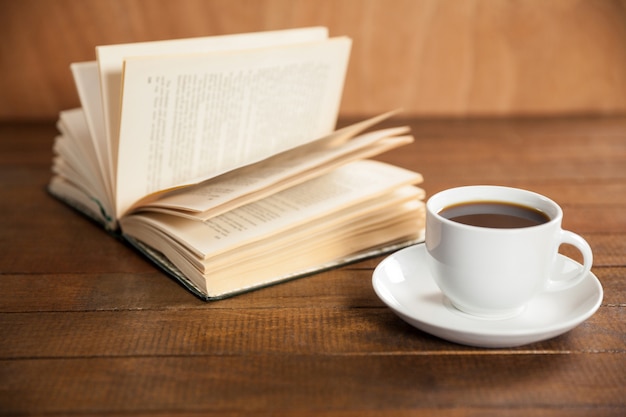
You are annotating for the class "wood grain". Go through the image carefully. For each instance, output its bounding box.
[2,0,626,120]
[1,356,625,415]
[0,117,624,415]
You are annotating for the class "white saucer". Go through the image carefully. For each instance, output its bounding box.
[372,244,603,348]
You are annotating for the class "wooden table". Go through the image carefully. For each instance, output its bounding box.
[1,117,625,416]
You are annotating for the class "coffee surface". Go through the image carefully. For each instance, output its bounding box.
[439,201,550,228]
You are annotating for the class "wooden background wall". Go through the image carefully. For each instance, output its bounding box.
[2,0,626,121]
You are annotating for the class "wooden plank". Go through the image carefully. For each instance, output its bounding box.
[377,140,626,185]
[0,304,623,359]
[1,354,624,414]
[0,205,156,274]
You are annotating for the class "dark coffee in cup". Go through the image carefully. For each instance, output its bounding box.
[439,201,550,229]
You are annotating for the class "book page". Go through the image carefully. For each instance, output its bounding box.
[96,27,329,194]
[129,111,402,211]
[131,126,414,220]
[203,197,424,274]
[124,188,422,281]
[55,109,114,220]
[120,160,423,259]
[70,61,114,202]
[120,181,424,296]
[52,136,99,199]
[114,36,351,218]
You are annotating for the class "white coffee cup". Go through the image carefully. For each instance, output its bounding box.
[425,185,593,319]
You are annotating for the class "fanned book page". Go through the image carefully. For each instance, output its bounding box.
[120,160,425,298]
[115,36,351,217]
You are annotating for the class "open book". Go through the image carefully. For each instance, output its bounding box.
[49,27,425,300]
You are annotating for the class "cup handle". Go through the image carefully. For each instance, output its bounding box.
[546,230,593,291]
